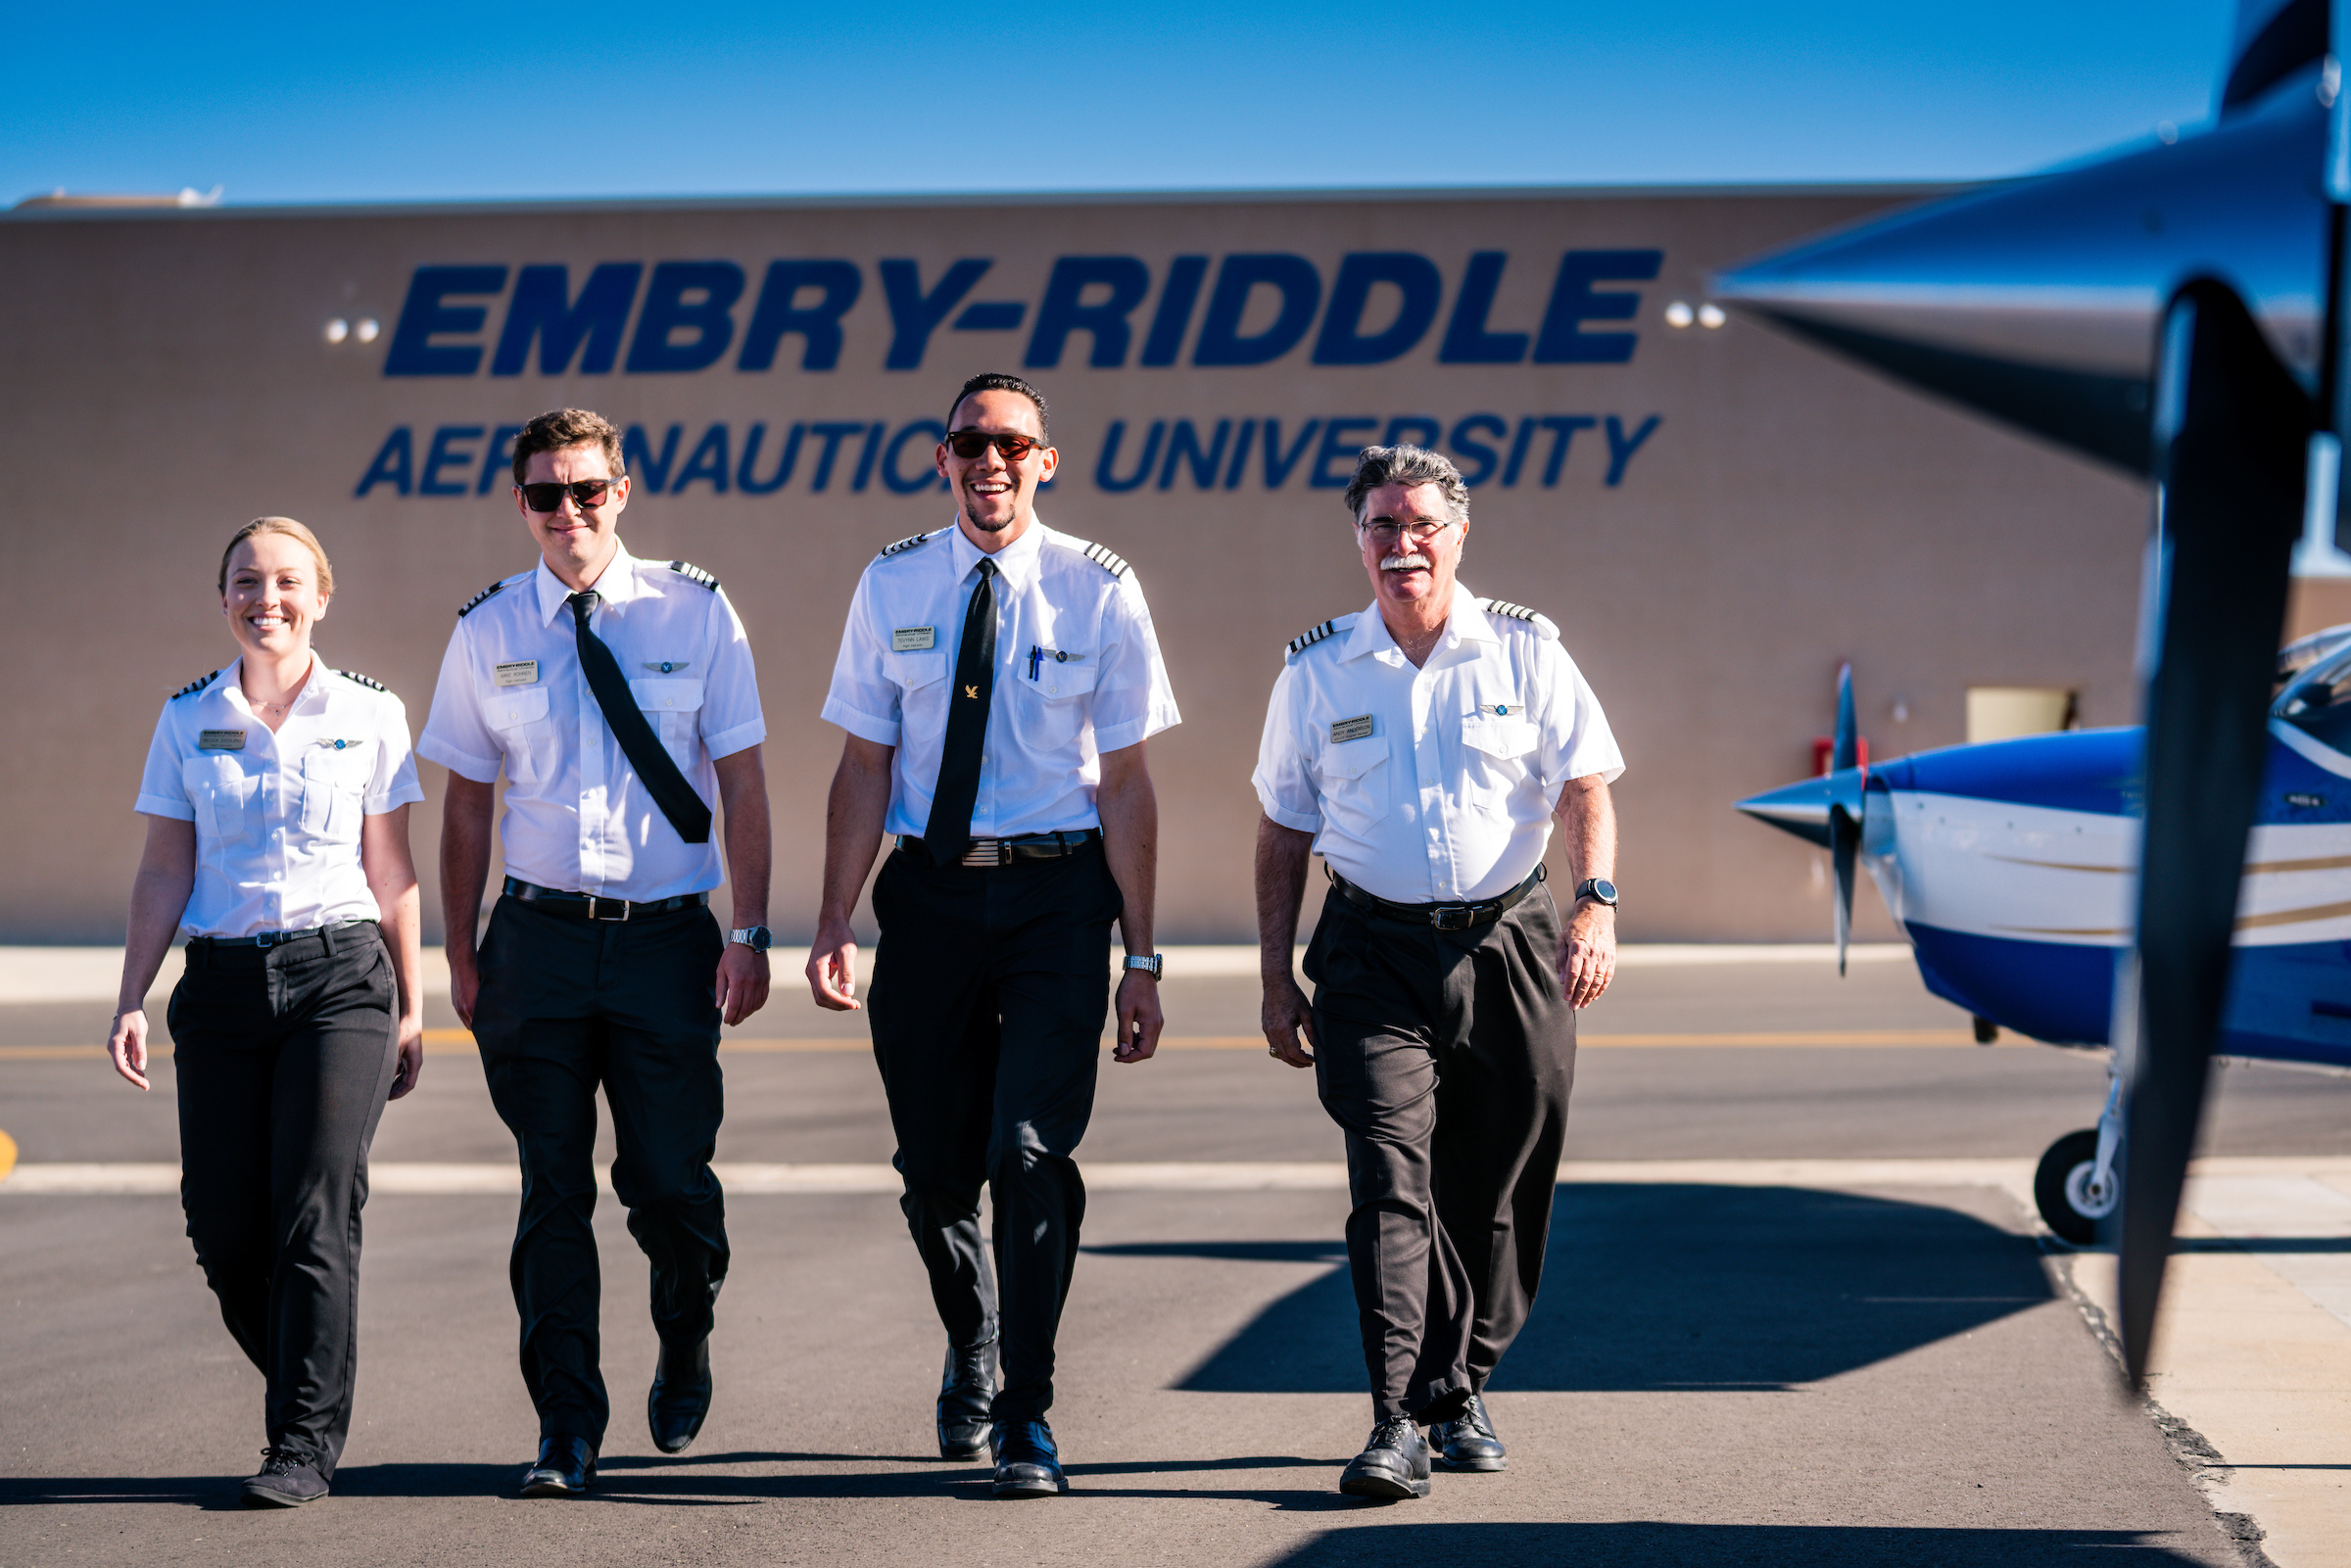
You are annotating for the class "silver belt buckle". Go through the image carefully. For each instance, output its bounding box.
[1430,904,1476,931]
[961,838,1009,868]
[586,895,630,922]
[255,929,278,949]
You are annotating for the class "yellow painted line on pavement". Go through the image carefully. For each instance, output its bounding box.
[10,1027,2005,1061]
[0,1129,15,1181]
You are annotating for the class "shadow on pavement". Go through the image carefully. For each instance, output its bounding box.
[1269,1520,2214,1566]
[1142,1183,2053,1394]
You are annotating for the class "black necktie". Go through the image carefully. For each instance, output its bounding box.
[925,558,998,866]
[567,591,713,845]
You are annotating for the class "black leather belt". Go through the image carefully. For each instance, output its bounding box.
[504,877,710,922]
[1328,864,1546,931]
[895,829,1103,868]
[188,919,374,952]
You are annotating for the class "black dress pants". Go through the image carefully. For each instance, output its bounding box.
[1305,884,1577,1423]
[169,921,398,1478]
[470,895,729,1447]
[868,843,1123,1423]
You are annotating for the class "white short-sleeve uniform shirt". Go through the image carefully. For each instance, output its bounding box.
[1252,588,1624,905]
[134,654,426,939]
[416,542,766,902]
[821,519,1181,838]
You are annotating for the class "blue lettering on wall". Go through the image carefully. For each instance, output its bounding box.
[1139,256,1208,368]
[492,263,641,377]
[478,424,524,494]
[738,261,861,372]
[882,421,948,494]
[738,422,801,494]
[355,427,415,496]
[384,266,506,376]
[1026,257,1151,369]
[1194,255,1321,367]
[1157,419,1232,490]
[1313,254,1442,366]
[1096,420,1166,493]
[419,425,483,496]
[360,410,1661,498]
[880,259,991,371]
[626,262,744,374]
[625,424,684,492]
[1448,413,1508,487]
[1439,253,1528,365]
[1533,250,1661,364]
[953,302,1027,331]
[670,424,732,494]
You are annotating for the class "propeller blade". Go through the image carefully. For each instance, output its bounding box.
[1831,796,1858,976]
[1833,662,1858,773]
[2121,279,2309,1387]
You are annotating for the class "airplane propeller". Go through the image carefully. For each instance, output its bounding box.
[1829,662,1862,976]
[2117,281,2310,1385]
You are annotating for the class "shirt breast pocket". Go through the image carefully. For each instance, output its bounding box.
[888,650,947,736]
[300,746,369,842]
[483,683,553,779]
[630,677,705,767]
[1012,661,1098,752]
[1460,714,1540,813]
[1317,736,1391,816]
[182,754,257,850]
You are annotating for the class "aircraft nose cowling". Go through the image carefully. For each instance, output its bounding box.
[1708,89,2328,475]
[1735,768,1865,849]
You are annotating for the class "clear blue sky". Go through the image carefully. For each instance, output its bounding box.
[6,2,2236,206]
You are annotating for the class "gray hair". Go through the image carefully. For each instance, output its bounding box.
[1342,444,1470,529]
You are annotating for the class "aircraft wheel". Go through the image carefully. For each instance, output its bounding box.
[2034,1128,2118,1245]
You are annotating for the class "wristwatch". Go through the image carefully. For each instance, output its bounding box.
[1124,953,1164,979]
[729,926,774,953]
[1573,879,1619,908]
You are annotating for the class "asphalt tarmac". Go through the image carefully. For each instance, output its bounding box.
[7,957,2337,1566]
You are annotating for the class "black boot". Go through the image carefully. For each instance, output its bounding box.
[989,1419,1068,1497]
[520,1435,597,1497]
[648,1336,713,1455]
[1429,1392,1508,1471]
[937,1336,997,1460]
[1339,1416,1431,1499]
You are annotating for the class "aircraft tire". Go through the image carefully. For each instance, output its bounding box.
[2034,1128,2114,1246]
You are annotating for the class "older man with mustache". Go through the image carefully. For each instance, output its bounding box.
[1252,444,1623,1500]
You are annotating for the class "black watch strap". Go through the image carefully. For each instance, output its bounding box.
[1574,879,1618,907]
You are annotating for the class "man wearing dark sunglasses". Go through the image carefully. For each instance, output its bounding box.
[418,405,774,1498]
[807,371,1178,1498]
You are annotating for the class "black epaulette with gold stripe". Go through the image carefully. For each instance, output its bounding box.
[669,560,719,591]
[1286,620,1339,656]
[169,670,219,700]
[1078,540,1131,578]
[878,530,940,559]
[337,669,388,692]
[458,579,507,619]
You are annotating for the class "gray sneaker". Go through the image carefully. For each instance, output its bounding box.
[1429,1393,1508,1472]
[241,1448,329,1507]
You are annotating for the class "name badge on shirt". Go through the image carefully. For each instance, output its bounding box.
[495,660,539,689]
[1329,715,1375,744]
[892,626,936,651]
[198,729,246,751]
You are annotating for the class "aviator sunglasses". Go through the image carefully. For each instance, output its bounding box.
[518,477,621,512]
[943,429,1045,461]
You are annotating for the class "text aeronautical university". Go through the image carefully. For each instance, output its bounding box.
[356,248,1667,500]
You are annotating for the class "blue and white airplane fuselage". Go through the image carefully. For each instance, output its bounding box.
[1757,725,2351,1069]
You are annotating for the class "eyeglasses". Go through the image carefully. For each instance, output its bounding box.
[1359,518,1455,546]
[943,429,1045,462]
[518,478,621,512]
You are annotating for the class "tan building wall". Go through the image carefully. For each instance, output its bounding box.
[0,188,2152,945]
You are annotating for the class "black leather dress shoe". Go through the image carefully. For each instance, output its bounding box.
[1339,1416,1431,1499]
[937,1336,998,1460]
[988,1419,1068,1497]
[241,1448,329,1507]
[520,1435,597,1497]
[1430,1392,1508,1471]
[649,1336,713,1454]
